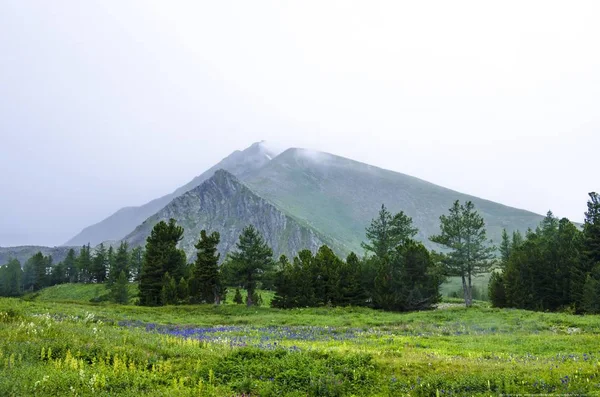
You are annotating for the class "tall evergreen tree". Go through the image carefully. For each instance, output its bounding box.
[339,252,368,306]
[130,246,144,282]
[228,225,273,306]
[583,192,600,266]
[63,248,78,283]
[109,242,130,285]
[77,244,92,283]
[191,230,223,304]
[362,204,418,259]
[0,259,23,296]
[110,271,129,304]
[91,243,108,283]
[139,219,186,306]
[50,261,67,286]
[25,252,49,291]
[499,229,511,268]
[430,200,495,307]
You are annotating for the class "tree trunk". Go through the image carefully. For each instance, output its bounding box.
[461,275,470,307]
[246,289,253,307]
[466,273,473,307]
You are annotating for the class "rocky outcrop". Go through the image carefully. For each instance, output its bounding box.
[122,169,335,261]
[64,141,279,247]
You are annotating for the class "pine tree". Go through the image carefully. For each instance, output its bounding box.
[0,259,23,296]
[64,248,78,283]
[130,247,144,282]
[313,245,343,305]
[581,271,600,314]
[27,252,49,291]
[191,230,223,304]
[77,244,92,283]
[160,272,178,305]
[430,200,495,307]
[583,192,600,266]
[362,204,417,259]
[91,244,108,283]
[499,229,511,269]
[110,271,129,304]
[339,252,367,306]
[488,272,507,308]
[271,255,295,308]
[139,219,186,306]
[228,225,274,307]
[50,261,67,286]
[109,242,130,285]
[177,277,189,303]
[395,241,442,311]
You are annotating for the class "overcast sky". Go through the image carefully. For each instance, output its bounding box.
[1,1,599,247]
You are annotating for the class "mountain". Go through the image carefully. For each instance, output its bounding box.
[0,246,78,266]
[243,148,546,253]
[122,169,334,260]
[64,142,279,247]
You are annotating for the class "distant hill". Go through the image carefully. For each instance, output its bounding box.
[122,169,336,260]
[243,148,545,253]
[0,246,78,266]
[64,141,280,247]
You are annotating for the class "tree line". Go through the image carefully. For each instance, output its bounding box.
[2,193,599,314]
[489,192,600,314]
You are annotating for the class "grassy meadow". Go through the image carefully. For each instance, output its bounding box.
[1,284,599,396]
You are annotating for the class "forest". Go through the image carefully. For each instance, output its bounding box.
[2,192,599,315]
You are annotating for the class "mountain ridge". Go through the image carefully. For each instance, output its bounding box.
[121,169,337,260]
[64,142,279,247]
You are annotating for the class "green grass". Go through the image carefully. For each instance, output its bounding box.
[28,283,275,307]
[2,287,600,396]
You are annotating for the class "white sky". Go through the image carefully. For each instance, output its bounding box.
[1,0,599,246]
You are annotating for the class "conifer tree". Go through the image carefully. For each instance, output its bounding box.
[499,229,511,268]
[339,252,367,306]
[271,255,296,308]
[139,219,186,306]
[50,261,67,286]
[109,242,130,285]
[430,200,495,307]
[27,252,49,291]
[77,244,92,283]
[110,271,129,304]
[0,259,23,296]
[228,225,273,306]
[362,204,417,259]
[160,272,178,305]
[91,243,108,283]
[130,246,144,282]
[177,277,189,303]
[63,248,78,283]
[488,272,507,308]
[191,230,223,304]
[313,245,343,305]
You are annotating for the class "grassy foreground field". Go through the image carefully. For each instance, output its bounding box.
[1,288,600,396]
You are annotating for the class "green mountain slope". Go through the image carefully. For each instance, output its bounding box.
[244,148,545,254]
[122,169,337,260]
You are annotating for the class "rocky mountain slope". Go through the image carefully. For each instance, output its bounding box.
[243,148,545,253]
[65,142,279,247]
[122,169,334,260]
